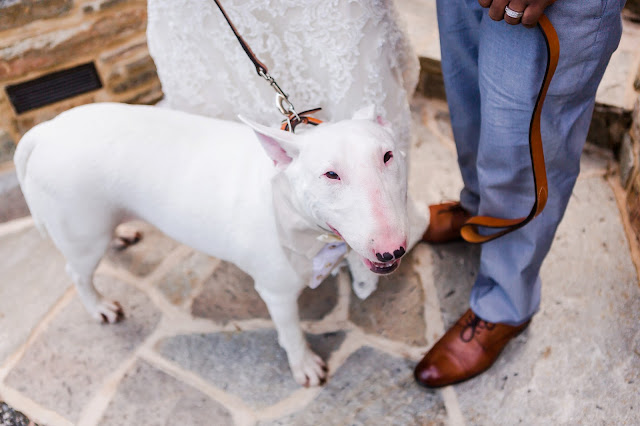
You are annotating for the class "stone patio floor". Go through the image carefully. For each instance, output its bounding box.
[0,95,639,425]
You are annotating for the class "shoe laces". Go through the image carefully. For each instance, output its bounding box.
[460,312,495,343]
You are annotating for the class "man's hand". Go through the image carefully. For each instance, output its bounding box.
[478,0,557,28]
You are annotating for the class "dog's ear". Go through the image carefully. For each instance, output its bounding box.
[352,105,393,132]
[352,105,376,121]
[238,116,299,168]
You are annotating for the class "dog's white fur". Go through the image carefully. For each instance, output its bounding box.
[14,102,425,386]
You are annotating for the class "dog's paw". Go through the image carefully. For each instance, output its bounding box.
[291,348,328,387]
[352,278,378,300]
[112,224,142,250]
[91,300,125,324]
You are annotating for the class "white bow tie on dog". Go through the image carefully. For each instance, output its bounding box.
[14,102,425,387]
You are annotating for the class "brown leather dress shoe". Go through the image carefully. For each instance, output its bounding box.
[422,202,472,244]
[414,309,530,388]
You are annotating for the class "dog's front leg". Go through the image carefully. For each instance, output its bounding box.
[346,250,379,300]
[256,286,327,387]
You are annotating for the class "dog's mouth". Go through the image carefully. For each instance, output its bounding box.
[362,257,400,275]
[328,224,400,274]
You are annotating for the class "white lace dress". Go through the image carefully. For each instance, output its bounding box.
[146,0,419,151]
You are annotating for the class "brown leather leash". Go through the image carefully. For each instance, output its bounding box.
[212,0,323,132]
[460,14,559,244]
[213,1,559,243]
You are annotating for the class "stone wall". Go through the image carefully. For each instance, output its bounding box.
[626,0,640,21]
[0,0,162,163]
[620,52,640,238]
[623,95,640,239]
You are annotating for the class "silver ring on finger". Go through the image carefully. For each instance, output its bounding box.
[505,5,524,19]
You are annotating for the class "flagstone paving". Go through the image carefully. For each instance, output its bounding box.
[0,95,638,426]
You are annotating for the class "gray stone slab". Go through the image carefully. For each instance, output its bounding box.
[0,168,29,223]
[155,249,217,306]
[299,274,339,321]
[0,401,38,426]
[454,177,640,425]
[349,252,427,346]
[0,129,15,164]
[191,260,270,323]
[261,346,447,426]
[192,260,339,323]
[156,330,345,410]
[99,360,233,426]
[5,275,161,423]
[105,221,178,277]
[0,224,70,364]
[430,242,481,330]
[596,19,640,111]
[619,133,635,187]
[396,0,439,62]
[409,108,463,207]
[580,141,615,177]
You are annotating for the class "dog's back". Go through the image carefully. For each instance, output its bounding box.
[15,103,279,274]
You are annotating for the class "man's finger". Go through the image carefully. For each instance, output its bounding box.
[488,0,510,21]
[521,4,544,28]
[504,0,526,25]
[478,0,493,7]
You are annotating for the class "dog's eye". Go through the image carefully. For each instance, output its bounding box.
[384,151,393,164]
[324,171,340,180]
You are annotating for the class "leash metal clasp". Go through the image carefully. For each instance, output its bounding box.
[259,69,300,122]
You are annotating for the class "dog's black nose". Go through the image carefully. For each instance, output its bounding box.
[376,252,394,262]
[393,247,406,259]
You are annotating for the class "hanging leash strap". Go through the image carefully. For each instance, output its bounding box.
[460,14,559,244]
[211,0,323,132]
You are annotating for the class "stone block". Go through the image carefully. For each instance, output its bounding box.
[191,260,270,323]
[408,98,464,204]
[430,242,481,330]
[123,83,164,105]
[99,39,149,65]
[580,141,615,177]
[83,0,145,14]
[156,250,217,306]
[192,260,339,323]
[106,55,159,94]
[99,360,233,426]
[349,252,427,346]
[105,221,179,277]
[5,275,161,423]
[455,177,640,425]
[260,346,447,426]
[632,96,640,144]
[0,129,15,164]
[587,104,633,151]
[0,168,30,223]
[620,133,636,188]
[0,7,147,81]
[298,274,339,321]
[626,0,640,18]
[627,172,640,238]
[416,57,446,100]
[0,401,38,426]
[0,0,73,32]
[155,330,345,409]
[0,225,70,365]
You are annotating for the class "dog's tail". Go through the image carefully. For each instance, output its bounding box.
[13,125,48,236]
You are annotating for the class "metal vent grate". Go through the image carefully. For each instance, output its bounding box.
[6,62,103,114]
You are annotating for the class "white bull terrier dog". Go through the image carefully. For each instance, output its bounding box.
[14,102,427,386]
